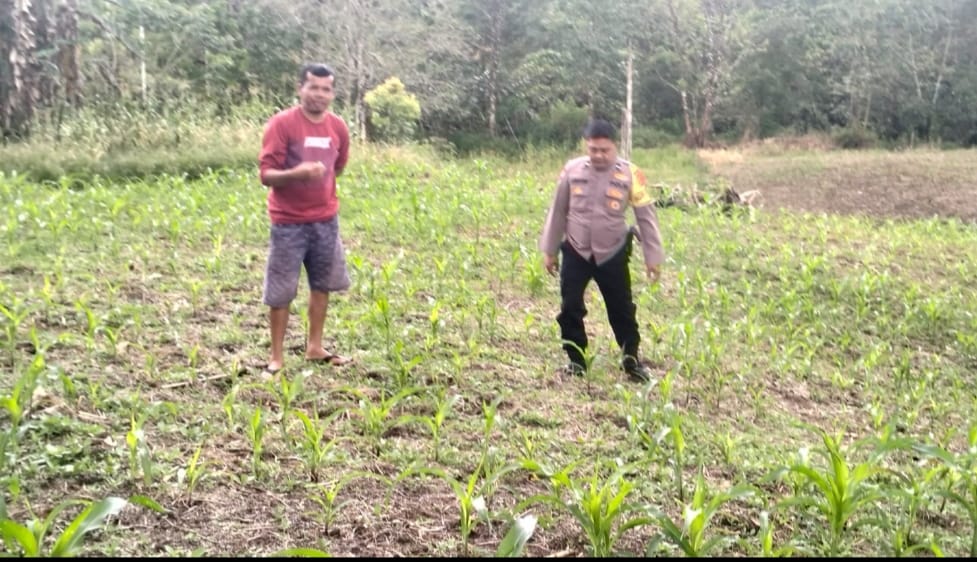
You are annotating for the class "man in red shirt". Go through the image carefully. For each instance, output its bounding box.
[258,63,352,374]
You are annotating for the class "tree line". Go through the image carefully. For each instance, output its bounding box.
[2,0,976,148]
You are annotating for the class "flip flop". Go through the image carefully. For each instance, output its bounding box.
[307,353,353,367]
[259,365,283,381]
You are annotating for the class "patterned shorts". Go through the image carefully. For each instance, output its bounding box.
[262,218,351,308]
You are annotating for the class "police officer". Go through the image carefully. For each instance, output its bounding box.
[539,119,664,382]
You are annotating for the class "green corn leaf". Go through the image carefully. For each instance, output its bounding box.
[496,514,537,557]
[50,496,127,557]
[0,520,38,556]
[128,495,166,514]
[271,547,331,557]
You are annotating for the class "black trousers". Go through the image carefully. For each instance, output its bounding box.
[557,235,640,367]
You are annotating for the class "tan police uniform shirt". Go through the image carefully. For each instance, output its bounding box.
[539,156,665,268]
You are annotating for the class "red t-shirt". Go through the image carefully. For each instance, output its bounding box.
[259,106,350,224]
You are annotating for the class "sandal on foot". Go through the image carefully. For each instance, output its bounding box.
[307,353,353,367]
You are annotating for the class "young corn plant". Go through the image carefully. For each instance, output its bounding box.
[912,423,977,557]
[0,301,31,366]
[345,386,422,456]
[244,407,268,477]
[176,445,210,503]
[480,396,504,461]
[291,408,344,482]
[392,340,424,390]
[753,511,800,557]
[1,352,44,437]
[0,495,129,557]
[305,471,387,534]
[405,456,520,556]
[74,298,100,351]
[263,371,306,443]
[657,406,688,503]
[408,389,459,463]
[496,514,538,557]
[519,460,653,557]
[126,413,155,488]
[768,428,884,556]
[648,469,756,557]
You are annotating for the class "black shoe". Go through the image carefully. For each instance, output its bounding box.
[622,356,651,383]
[561,362,587,377]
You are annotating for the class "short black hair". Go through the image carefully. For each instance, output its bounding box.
[300,63,335,85]
[583,119,617,141]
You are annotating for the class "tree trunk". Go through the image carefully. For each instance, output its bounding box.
[621,45,633,160]
[485,3,502,137]
[680,90,695,148]
[3,0,40,139]
[56,0,81,106]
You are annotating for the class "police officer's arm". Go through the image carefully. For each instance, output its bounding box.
[628,164,665,282]
[539,168,571,276]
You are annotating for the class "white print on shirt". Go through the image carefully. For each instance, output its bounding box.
[304,136,332,149]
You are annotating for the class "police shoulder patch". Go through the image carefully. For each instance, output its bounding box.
[629,163,653,207]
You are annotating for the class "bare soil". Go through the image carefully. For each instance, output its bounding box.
[700,147,977,222]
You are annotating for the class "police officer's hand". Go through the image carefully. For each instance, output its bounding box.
[544,254,558,277]
[647,264,661,284]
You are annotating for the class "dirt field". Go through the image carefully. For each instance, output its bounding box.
[699,147,977,222]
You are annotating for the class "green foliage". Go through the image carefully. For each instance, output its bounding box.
[519,459,652,557]
[833,126,879,149]
[365,77,422,143]
[649,470,756,557]
[769,427,886,556]
[522,102,590,148]
[0,496,138,557]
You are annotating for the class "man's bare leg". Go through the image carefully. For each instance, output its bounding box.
[268,306,290,372]
[306,290,330,360]
[305,290,351,365]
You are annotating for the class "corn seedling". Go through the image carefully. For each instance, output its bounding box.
[291,408,344,482]
[346,386,422,456]
[306,471,385,534]
[264,371,306,442]
[0,495,129,557]
[1,353,44,435]
[520,459,652,557]
[392,340,423,390]
[912,423,977,557]
[245,407,268,477]
[496,514,538,557]
[408,389,459,462]
[176,445,210,502]
[769,428,884,556]
[373,295,394,356]
[561,340,597,384]
[751,511,798,557]
[0,301,30,366]
[648,469,755,557]
[74,298,100,351]
[406,456,519,556]
[656,407,688,502]
[125,413,155,488]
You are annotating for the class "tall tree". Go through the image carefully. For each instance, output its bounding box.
[1,0,40,138]
[649,0,755,147]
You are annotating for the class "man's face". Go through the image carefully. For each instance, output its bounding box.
[298,73,335,116]
[586,137,617,170]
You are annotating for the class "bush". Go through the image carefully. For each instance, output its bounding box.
[832,126,878,149]
[446,131,522,157]
[523,102,589,147]
[364,77,421,143]
[632,126,681,149]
